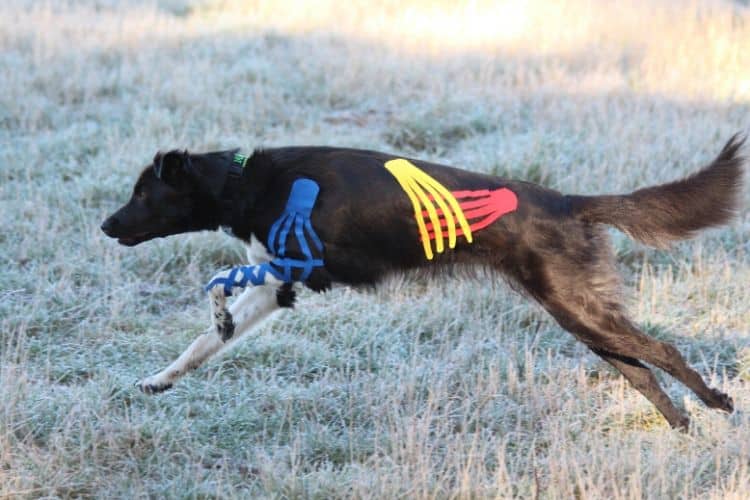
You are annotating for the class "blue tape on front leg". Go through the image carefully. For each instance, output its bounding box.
[205,268,240,296]
[225,267,240,296]
[304,218,324,252]
[276,214,295,256]
[205,263,278,296]
[267,213,285,253]
[294,215,314,281]
[268,179,321,253]
[294,215,310,258]
[286,179,319,215]
[207,178,327,296]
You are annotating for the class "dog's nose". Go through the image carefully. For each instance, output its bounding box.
[101,217,119,236]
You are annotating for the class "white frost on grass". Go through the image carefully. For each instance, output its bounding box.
[0,0,749,497]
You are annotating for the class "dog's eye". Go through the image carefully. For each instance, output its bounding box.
[134,189,147,201]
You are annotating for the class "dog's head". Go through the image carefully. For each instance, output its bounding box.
[101,149,236,246]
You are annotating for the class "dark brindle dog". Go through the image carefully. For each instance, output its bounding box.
[101,135,745,430]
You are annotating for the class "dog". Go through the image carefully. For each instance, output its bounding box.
[101,135,745,430]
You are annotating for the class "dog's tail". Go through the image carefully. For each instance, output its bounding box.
[569,134,745,247]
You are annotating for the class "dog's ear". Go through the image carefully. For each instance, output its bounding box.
[184,149,242,199]
[153,150,191,189]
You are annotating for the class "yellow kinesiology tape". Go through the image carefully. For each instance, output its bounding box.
[384,158,473,260]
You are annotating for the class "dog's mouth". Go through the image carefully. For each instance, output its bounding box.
[117,232,157,246]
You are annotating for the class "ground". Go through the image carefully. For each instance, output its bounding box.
[1,0,749,497]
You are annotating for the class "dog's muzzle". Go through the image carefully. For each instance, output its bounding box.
[100,216,118,237]
[100,216,157,246]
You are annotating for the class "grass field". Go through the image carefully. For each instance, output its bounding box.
[2,0,750,497]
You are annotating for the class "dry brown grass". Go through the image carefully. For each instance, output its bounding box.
[1,0,749,497]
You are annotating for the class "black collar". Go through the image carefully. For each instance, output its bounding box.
[219,153,249,229]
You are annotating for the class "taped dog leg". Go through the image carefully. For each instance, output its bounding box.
[205,263,284,341]
[137,285,281,393]
[209,286,234,342]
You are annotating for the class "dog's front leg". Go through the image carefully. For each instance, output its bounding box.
[137,276,283,394]
[204,262,288,341]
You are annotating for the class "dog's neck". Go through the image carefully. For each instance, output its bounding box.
[214,150,276,240]
[218,152,250,230]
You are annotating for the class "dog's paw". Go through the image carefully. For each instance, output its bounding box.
[208,285,235,342]
[672,415,690,432]
[706,388,734,413]
[206,269,242,298]
[216,311,234,342]
[217,310,236,342]
[136,376,173,395]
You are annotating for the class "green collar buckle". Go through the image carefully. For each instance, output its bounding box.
[233,153,249,168]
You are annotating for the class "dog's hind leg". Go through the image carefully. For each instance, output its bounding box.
[591,348,689,429]
[592,314,734,413]
[507,222,731,428]
[546,301,733,427]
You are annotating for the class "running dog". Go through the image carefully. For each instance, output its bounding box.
[101,136,745,429]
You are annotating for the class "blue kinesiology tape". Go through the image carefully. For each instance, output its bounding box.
[206,178,325,296]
